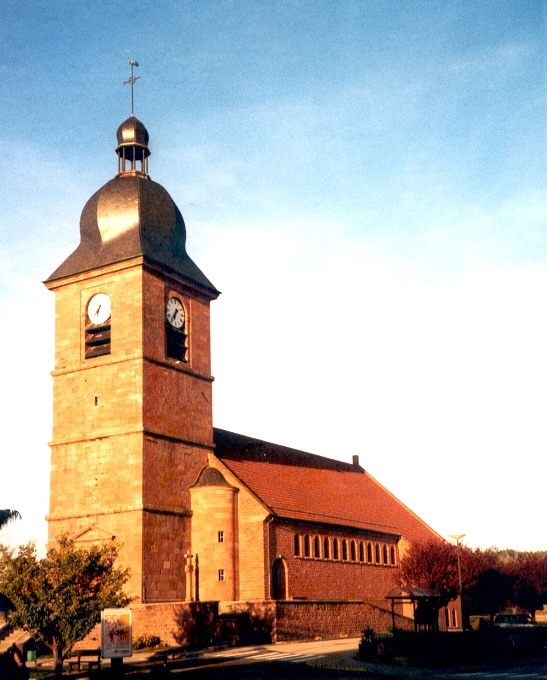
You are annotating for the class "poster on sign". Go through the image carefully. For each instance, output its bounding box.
[101,608,132,658]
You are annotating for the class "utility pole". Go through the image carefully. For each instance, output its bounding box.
[449,533,466,629]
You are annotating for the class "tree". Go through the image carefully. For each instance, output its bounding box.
[401,542,547,626]
[401,540,458,603]
[400,539,498,627]
[465,567,513,620]
[0,536,131,676]
[401,539,496,601]
[0,510,21,529]
[502,552,547,619]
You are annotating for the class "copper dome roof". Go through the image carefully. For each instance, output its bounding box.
[46,174,218,294]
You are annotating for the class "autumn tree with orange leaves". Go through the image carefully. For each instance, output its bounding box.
[401,540,547,621]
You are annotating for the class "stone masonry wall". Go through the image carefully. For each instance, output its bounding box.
[131,602,198,646]
[79,599,412,650]
[271,521,401,604]
[77,603,188,649]
[275,600,414,640]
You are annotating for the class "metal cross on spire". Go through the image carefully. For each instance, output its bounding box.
[124,58,141,115]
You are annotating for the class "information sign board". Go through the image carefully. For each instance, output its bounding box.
[101,608,132,658]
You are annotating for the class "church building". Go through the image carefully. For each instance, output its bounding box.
[45,113,457,641]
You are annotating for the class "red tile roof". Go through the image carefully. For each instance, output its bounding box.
[213,429,439,543]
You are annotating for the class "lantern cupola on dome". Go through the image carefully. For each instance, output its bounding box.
[116,114,151,177]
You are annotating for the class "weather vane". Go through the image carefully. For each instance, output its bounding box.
[124,58,141,115]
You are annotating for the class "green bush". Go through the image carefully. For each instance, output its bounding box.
[133,634,161,650]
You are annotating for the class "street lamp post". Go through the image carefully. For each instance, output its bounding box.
[449,533,466,630]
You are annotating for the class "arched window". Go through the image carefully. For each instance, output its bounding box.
[367,542,373,563]
[350,540,357,561]
[359,541,365,562]
[294,534,301,557]
[375,543,380,563]
[390,546,396,565]
[382,545,388,564]
[333,538,340,560]
[342,539,348,561]
[323,537,330,559]
[313,535,321,558]
[304,535,311,558]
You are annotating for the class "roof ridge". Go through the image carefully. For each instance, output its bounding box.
[213,427,359,471]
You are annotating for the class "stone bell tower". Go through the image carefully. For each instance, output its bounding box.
[45,113,219,602]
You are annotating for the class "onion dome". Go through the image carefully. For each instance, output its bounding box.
[117,115,149,149]
[46,118,218,297]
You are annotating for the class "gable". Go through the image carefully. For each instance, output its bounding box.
[72,525,115,544]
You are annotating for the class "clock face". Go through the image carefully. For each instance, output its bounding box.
[87,293,111,325]
[166,296,185,329]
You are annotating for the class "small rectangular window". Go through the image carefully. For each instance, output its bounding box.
[218,531,224,543]
[218,569,225,581]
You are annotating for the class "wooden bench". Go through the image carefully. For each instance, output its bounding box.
[67,649,101,672]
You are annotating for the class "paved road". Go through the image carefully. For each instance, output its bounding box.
[31,637,547,678]
[203,637,360,664]
[172,639,547,680]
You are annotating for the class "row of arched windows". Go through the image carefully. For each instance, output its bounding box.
[294,533,397,566]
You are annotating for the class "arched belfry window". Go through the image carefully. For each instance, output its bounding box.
[383,545,388,564]
[359,541,365,562]
[367,542,373,562]
[375,543,381,563]
[333,539,340,560]
[342,539,348,561]
[294,534,301,557]
[304,535,311,558]
[323,537,330,559]
[390,546,396,565]
[165,295,188,362]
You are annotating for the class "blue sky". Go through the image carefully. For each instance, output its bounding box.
[1,1,545,554]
